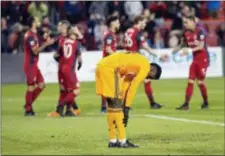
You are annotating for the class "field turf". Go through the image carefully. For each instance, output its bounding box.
[1,78,224,155]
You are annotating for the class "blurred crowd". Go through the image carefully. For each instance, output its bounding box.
[1,1,225,54]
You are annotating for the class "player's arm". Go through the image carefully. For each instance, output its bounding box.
[53,46,61,62]
[28,36,55,55]
[76,41,83,70]
[171,35,187,54]
[105,35,114,55]
[123,62,149,126]
[124,63,149,107]
[137,32,158,57]
[191,30,205,53]
[138,33,168,61]
[74,26,84,40]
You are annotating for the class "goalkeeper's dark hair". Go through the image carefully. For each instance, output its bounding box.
[27,16,35,28]
[106,15,119,27]
[150,63,162,80]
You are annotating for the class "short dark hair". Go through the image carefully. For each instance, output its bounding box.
[27,16,35,27]
[150,63,162,80]
[133,15,145,24]
[106,15,119,27]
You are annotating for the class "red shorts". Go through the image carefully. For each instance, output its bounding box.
[24,65,44,85]
[189,62,208,81]
[62,67,79,91]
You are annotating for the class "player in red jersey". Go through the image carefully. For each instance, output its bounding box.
[124,15,167,109]
[48,21,81,117]
[100,15,120,113]
[51,26,82,116]
[23,16,55,116]
[172,15,209,110]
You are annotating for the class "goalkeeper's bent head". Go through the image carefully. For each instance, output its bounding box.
[146,63,162,80]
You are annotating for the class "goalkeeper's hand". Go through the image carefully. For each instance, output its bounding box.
[53,52,60,62]
[123,107,130,127]
[77,61,82,70]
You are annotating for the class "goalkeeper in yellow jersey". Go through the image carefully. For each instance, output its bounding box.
[95,52,162,148]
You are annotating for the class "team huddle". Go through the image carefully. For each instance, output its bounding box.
[23,15,210,148]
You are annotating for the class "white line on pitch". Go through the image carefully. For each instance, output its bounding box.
[138,114,225,127]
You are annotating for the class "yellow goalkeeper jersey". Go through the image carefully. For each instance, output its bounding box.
[97,52,150,107]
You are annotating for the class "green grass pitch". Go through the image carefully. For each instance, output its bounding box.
[1,78,224,155]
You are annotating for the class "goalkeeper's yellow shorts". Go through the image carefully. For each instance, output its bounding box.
[95,65,122,99]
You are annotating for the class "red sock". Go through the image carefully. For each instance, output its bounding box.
[101,96,107,108]
[59,92,76,107]
[198,83,208,104]
[58,90,67,106]
[185,82,194,104]
[32,87,43,103]
[25,91,33,111]
[144,82,154,104]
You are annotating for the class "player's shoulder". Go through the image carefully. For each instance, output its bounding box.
[24,31,32,39]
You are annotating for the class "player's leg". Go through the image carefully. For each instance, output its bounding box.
[48,70,66,117]
[176,63,196,110]
[107,109,117,148]
[64,72,80,116]
[32,68,45,103]
[144,79,163,109]
[197,65,209,109]
[24,85,35,116]
[24,67,37,116]
[70,74,81,115]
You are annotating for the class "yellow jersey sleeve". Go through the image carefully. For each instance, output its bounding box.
[124,59,150,107]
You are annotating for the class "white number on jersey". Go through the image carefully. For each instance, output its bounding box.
[125,29,134,47]
[63,44,73,58]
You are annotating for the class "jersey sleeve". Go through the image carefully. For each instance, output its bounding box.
[124,61,149,107]
[136,32,146,46]
[27,36,37,49]
[104,34,114,46]
[197,29,205,42]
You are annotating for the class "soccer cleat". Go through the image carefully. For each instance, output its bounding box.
[108,141,119,148]
[73,109,81,116]
[201,103,209,109]
[48,105,64,117]
[118,140,139,148]
[150,102,163,109]
[24,110,35,116]
[176,103,189,110]
[100,107,107,113]
[64,110,76,117]
[47,111,61,117]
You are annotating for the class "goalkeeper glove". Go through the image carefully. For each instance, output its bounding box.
[123,107,130,127]
[77,61,82,70]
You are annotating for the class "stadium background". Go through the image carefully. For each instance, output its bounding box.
[1,1,225,155]
[1,1,225,83]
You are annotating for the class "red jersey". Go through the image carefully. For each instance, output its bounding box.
[23,30,39,68]
[57,35,67,65]
[183,28,209,64]
[124,27,146,52]
[102,30,117,57]
[60,38,81,70]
